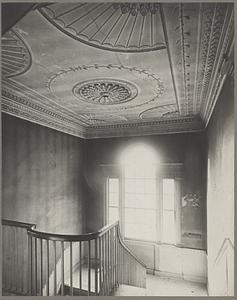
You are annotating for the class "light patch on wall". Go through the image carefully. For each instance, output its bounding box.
[119,143,159,167]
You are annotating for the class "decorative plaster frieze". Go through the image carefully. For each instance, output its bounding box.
[1,85,86,138]
[2,81,204,139]
[3,78,89,126]
[85,116,204,139]
[2,97,85,138]
[196,4,232,111]
[195,3,234,123]
[201,6,234,124]
[163,2,233,124]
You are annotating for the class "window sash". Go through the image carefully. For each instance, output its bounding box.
[105,167,182,245]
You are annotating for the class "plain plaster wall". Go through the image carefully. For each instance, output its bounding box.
[2,114,90,293]
[2,113,87,234]
[206,75,234,296]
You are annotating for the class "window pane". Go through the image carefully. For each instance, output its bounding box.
[162,210,175,244]
[143,193,156,209]
[125,222,156,241]
[125,208,136,224]
[108,207,119,224]
[125,193,135,207]
[124,208,156,241]
[135,179,144,194]
[124,223,137,239]
[163,179,174,195]
[109,178,119,193]
[125,178,135,194]
[109,192,119,206]
[145,179,156,194]
[124,162,157,242]
[163,179,175,210]
[125,191,156,209]
[163,194,175,210]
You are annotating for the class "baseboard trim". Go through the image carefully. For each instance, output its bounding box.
[147,268,207,284]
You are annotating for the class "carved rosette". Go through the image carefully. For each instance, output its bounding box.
[47,64,165,113]
[73,79,138,105]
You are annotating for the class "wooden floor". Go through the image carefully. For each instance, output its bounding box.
[3,273,207,296]
[114,274,207,296]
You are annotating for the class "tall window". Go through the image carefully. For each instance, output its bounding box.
[162,179,176,244]
[124,164,156,241]
[107,178,119,224]
[106,145,181,245]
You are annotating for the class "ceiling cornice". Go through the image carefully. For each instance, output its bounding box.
[200,4,234,125]
[199,3,234,123]
[1,81,86,138]
[162,2,234,124]
[85,116,204,139]
[1,3,233,139]
[2,79,204,139]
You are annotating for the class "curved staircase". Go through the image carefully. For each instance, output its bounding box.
[2,219,146,296]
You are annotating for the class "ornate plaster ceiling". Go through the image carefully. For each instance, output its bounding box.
[2,29,32,78]
[39,3,166,53]
[73,79,138,105]
[1,2,234,139]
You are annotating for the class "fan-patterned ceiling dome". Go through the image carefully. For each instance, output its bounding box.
[1,29,32,78]
[39,3,166,53]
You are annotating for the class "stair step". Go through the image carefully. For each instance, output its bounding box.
[113,284,146,296]
[60,285,96,296]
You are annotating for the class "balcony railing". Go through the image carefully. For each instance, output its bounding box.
[2,219,146,296]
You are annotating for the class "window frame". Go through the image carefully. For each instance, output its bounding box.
[106,177,120,225]
[103,163,183,245]
[159,177,182,245]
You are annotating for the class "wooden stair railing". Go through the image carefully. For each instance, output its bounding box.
[2,219,146,296]
[2,219,36,295]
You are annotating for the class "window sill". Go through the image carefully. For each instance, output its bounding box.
[124,238,206,251]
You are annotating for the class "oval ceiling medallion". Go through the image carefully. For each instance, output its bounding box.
[2,29,32,78]
[39,3,166,52]
[73,79,138,105]
[47,64,165,113]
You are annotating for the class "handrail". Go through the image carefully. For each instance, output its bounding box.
[98,221,119,236]
[117,225,146,268]
[2,218,36,229]
[27,221,120,242]
[2,218,147,295]
[2,219,144,266]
